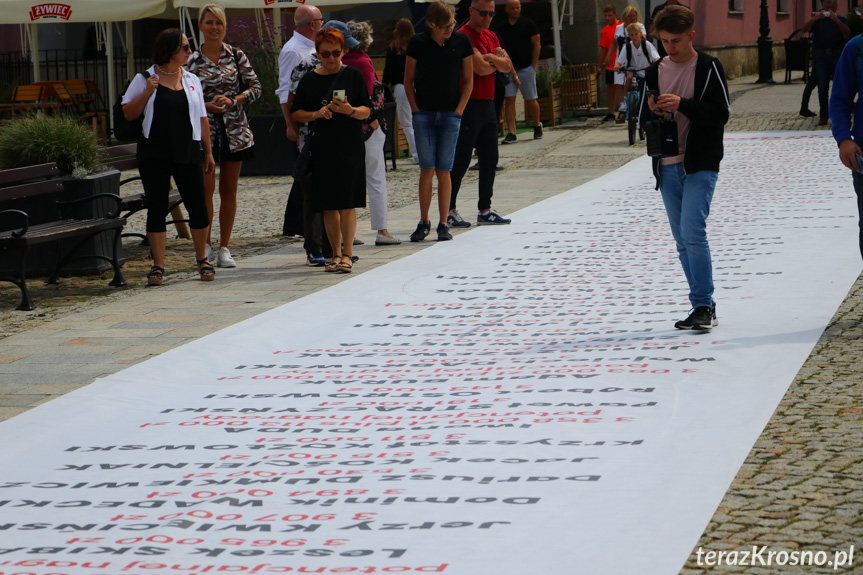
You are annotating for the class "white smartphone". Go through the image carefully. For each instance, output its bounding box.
[332,89,345,101]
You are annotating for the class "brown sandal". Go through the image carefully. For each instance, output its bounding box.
[196,258,215,281]
[147,265,164,286]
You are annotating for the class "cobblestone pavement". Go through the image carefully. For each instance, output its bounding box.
[0,70,860,573]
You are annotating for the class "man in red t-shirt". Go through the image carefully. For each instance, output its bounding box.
[597,4,621,123]
[448,0,514,227]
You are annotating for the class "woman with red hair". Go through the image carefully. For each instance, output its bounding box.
[291,28,371,273]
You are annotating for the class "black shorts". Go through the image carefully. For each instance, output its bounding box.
[605,69,615,85]
[212,115,255,163]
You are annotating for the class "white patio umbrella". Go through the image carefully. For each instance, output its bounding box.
[0,0,168,131]
[171,0,405,51]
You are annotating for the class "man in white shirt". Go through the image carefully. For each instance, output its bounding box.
[277,5,322,240]
[277,5,323,144]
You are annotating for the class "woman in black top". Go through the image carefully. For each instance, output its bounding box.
[404,1,474,243]
[122,28,215,285]
[291,28,371,273]
[383,18,417,161]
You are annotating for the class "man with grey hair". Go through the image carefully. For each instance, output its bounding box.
[278,5,323,144]
[278,5,322,242]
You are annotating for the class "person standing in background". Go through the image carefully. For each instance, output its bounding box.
[187,3,261,269]
[277,6,328,265]
[801,0,849,127]
[597,5,621,123]
[497,0,542,143]
[384,19,418,163]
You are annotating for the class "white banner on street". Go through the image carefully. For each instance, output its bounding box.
[0,132,859,575]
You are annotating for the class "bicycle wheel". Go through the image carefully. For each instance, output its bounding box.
[626,92,638,146]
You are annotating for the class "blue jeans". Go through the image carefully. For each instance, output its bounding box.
[851,171,863,260]
[412,110,462,172]
[813,50,840,120]
[659,163,719,309]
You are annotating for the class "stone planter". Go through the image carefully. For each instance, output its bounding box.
[240,115,293,176]
[0,169,123,277]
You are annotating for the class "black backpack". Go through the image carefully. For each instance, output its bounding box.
[113,71,150,142]
[624,37,652,67]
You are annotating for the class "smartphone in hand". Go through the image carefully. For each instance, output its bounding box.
[855,152,863,173]
[332,89,346,101]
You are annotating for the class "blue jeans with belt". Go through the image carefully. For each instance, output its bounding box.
[814,50,840,120]
[659,163,719,309]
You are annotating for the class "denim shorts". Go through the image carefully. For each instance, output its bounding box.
[412,110,462,172]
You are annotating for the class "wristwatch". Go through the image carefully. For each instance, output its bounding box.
[348,107,356,118]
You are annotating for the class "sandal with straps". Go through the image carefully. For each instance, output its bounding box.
[336,256,353,274]
[196,258,216,282]
[147,265,164,287]
[324,256,340,272]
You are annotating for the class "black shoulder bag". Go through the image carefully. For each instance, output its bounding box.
[113,71,151,142]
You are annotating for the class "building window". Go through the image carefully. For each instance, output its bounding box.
[729,0,743,12]
[778,0,790,12]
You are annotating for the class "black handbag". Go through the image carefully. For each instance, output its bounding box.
[292,67,346,179]
[293,126,314,179]
[113,71,151,142]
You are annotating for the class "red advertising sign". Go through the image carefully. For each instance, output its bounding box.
[29,3,72,20]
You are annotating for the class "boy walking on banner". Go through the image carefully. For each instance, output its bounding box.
[642,5,730,331]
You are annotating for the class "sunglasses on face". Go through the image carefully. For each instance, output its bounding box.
[471,7,494,17]
[432,22,456,31]
[177,43,191,53]
[319,50,342,59]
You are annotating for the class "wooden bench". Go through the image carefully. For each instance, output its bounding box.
[0,163,126,310]
[102,143,190,244]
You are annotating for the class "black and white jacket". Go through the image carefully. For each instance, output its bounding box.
[639,51,731,189]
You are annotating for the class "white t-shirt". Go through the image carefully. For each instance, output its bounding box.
[616,39,660,77]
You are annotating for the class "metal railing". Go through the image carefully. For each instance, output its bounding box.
[1,48,151,113]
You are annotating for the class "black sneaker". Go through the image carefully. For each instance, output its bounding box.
[469,161,480,171]
[533,123,543,139]
[409,221,431,242]
[601,113,615,123]
[674,306,718,331]
[477,210,511,225]
[502,132,517,144]
[799,109,817,118]
[437,223,453,241]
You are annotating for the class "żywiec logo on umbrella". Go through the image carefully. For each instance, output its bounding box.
[29,3,73,20]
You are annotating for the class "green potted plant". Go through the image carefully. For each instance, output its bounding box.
[535,66,563,126]
[0,113,123,276]
[231,21,292,176]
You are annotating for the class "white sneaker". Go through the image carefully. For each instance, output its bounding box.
[217,246,237,268]
[205,243,215,262]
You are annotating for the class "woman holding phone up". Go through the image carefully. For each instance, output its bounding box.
[292,28,370,273]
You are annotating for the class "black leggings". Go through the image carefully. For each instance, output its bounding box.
[138,156,210,233]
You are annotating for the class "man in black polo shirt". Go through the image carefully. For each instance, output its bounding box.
[497,0,542,143]
[801,0,849,126]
